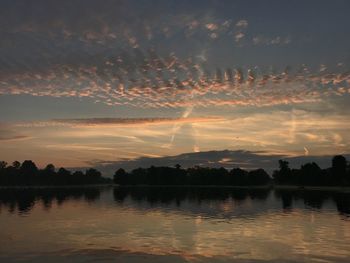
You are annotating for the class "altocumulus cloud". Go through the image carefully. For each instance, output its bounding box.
[1,1,349,109]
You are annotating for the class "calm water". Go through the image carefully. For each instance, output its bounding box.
[1,187,350,263]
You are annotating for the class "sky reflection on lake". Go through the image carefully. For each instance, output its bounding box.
[0,187,350,263]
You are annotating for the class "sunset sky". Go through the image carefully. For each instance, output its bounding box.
[0,0,350,173]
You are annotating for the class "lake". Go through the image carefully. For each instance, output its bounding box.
[0,187,350,263]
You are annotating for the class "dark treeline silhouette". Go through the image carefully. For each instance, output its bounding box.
[0,160,112,186]
[273,155,350,186]
[0,188,103,214]
[1,155,349,187]
[113,165,270,186]
[113,155,350,186]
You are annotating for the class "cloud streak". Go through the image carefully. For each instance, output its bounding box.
[15,116,223,127]
[1,109,350,168]
[0,135,30,141]
[0,126,31,141]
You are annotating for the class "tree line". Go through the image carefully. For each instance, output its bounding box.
[113,165,270,186]
[113,155,350,186]
[0,160,111,186]
[273,155,350,186]
[0,155,349,186]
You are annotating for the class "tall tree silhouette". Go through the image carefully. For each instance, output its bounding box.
[332,155,347,184]
[273,160,293,185]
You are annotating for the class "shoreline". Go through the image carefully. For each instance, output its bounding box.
[272,185,350,192]
[0,184,350,192]
[0,184,114,189]
[115,184,350,192]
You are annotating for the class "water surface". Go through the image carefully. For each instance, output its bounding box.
[0,187,350,263]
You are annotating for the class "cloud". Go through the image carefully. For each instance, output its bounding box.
[0,126,31,141]
[15,116,223,128]
[235,20,248,28]
[0,1,348,111]
[3,108,349,169]
[1,2,348,110]
[1,59,348,109]
[235,32,245,42]
[0,135,30,141]
[252,35,291,45]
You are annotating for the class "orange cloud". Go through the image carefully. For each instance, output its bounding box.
[15,116,224,128]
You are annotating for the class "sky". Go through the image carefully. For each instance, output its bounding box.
[0,0,350,173]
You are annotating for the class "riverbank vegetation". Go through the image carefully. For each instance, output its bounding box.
[0,160,111,186]
[113,155,350,186]
[0,155,349,187]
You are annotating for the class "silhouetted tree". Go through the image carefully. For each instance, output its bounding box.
[229,168,249,185]
[332,155,347,173]
[85,168,101,178]
[0,160,110,186]
[332,155,347,184]
[0,161,7,169]
[44,164,55,173]
[114,165,271,186]
[85,168,102,184]
[299,162,322,185]
[272,158,345,186]
[1,155,350,187]
[248,169,271,185]
[273,160,292,185]
[12,161,21,169]
[18,160,38,185]
[72,171,84,177]
[20,160,38,176]
[57,167,71,177]
[114,168,127,184]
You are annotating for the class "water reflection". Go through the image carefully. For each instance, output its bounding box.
[0,187,103,214]
[113,187,270,206]
[274,189,350,216]
[1,187,350,218]
[113,187,350,218]
[1,187,350,262]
